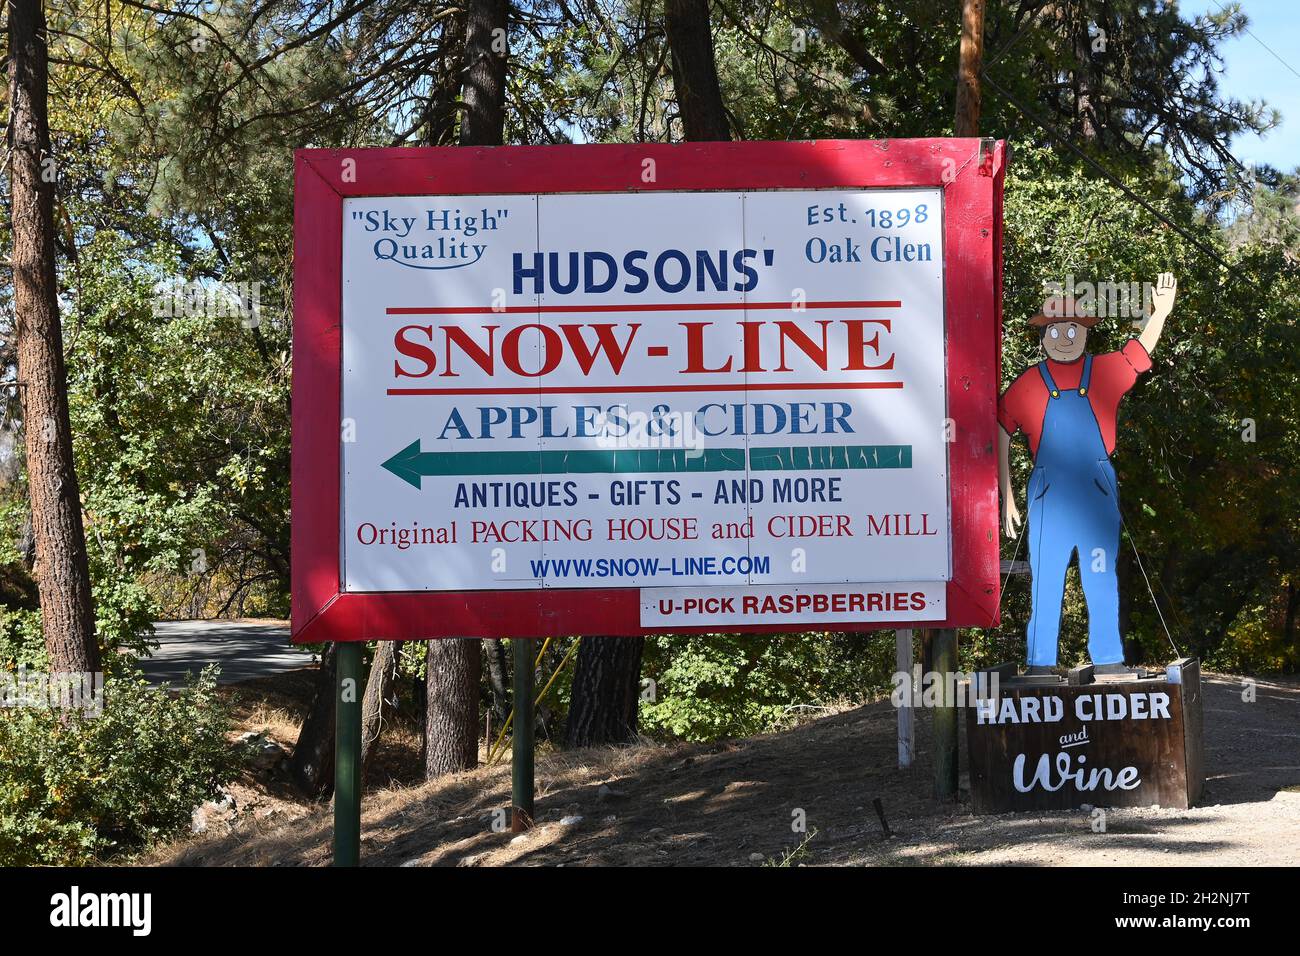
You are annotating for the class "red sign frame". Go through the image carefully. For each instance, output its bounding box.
[291,138,1005,643]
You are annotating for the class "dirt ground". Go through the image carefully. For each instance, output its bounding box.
[149,673,1300,867]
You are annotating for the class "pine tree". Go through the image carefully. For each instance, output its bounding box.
[9,0,101,676]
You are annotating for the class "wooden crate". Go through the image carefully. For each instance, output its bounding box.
[965,658,1204,813]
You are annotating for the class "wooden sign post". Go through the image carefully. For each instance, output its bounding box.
[895,628,914,768]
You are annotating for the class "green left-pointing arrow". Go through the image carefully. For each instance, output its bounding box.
[383,440,534,488]
[380,440,430,488]
[382,439,911,488]
[381,440,746,488]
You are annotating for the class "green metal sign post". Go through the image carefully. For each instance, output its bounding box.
[511,638,535,831]
[334,642,363,866]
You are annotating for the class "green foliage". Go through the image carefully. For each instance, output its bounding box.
[65,227,291,623]
[0,667,240,865]
[640,632,895,740]
[0,608,45,672]
[92,577,158,665]
[0,492,43,668]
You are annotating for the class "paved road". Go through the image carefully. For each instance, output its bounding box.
[139,620,310,685]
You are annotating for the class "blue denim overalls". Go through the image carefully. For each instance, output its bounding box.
[1025,353,1124,666]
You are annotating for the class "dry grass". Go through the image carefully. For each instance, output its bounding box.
[145,672,1300,867]
[146,698,938,867]
[222,668,317,744]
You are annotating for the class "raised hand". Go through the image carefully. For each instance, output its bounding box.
[1140,272,1177,353]
[1150,272,1177,321]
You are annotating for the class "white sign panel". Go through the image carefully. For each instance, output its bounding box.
[340,189,948,623]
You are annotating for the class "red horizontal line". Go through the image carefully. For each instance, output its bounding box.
[387,382,904,396]
[386,300,901,316]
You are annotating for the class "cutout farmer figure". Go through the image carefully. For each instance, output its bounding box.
[998,274,1177,675]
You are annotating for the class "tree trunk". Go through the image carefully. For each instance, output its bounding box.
[359,640,400,774]
[953,0,984,137]
[460,0,507,147]
[19,512,36,569]
[562,0,730,749]
[424,639,482,776]
[412,669,427,725]
[290,8,478,791]
[9,0,100,676]
[483,637,510,725]
[420,0,510,779]
[663,0,731,141]
[1072,7,1096,142]
[565,636,644,747]
[421,11,467,146]
[289,643,337,798]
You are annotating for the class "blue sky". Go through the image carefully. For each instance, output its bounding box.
[1181,0,1300,173]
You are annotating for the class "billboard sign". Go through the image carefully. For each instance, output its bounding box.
[292,140,1004,642]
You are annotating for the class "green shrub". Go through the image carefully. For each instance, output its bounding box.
[0,666,240,865]
[0,607,45,671]
[640,632,895,741]
[92,575,158,665]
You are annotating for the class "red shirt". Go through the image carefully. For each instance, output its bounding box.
[998,339,1152,457]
